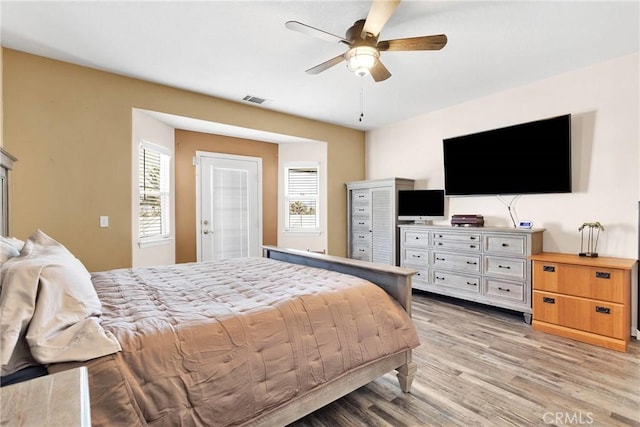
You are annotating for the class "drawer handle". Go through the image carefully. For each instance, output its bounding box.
[415,272,422,277]
[543,265,556,273]
[466,281,477,286]
[498,287,511,292]
[469,236,477,240]
[358,222,365,225]
[595,306,611,314]
[358,235,365,238]
[415,236,420,239]
[543,297,555,304]
[469,245,476,249]
[437,242,443,246]
[412,254,421,258]
[436,276,445,281]
[436,257,446,261]
[438,234,443,238]
[358,249,365,253]
[595,271,611,279]
[466,261,478,265]
[498,265,511,269]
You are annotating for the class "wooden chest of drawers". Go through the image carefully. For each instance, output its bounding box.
[400,225,544,322]
[530,252,637,352]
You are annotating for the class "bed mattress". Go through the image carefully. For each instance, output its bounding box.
[53,257,419,426]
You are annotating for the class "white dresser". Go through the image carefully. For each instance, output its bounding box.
[346,178,414,266]
[400,224,544,322]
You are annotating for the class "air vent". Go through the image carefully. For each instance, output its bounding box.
[242,95,268,105]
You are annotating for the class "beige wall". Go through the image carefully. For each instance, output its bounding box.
[174,129,279,264]
[2,48,365,271]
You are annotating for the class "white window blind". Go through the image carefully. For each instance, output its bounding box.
[285,165,319,231]
[139,142,170,241]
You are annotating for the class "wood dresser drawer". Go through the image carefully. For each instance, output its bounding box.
[351,189,370,205]
[533,291,625,339]
[432,270,481,294]
[484,234,526,256]
[485,278,525,303]
[433,231,481,244]
[402,248,429,267]
[351,231,371,245]
[533,261,627,303]
[403,230,430,248]
[432,250,481,273]
[484,256,526,279]
[351,218,370,231]
[433,239,481,252]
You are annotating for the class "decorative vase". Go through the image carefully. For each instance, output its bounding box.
[578,222,603,257]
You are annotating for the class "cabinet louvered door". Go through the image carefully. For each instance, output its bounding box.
[371,187,393,265]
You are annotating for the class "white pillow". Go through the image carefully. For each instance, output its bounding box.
[0,236,24,263]
[0,229,121,376]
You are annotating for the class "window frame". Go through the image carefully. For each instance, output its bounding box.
[138,140,171,246]
[284,163,320,233]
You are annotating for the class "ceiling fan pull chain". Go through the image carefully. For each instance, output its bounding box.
[359,87,364,122]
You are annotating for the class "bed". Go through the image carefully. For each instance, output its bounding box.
[1,230,419,426]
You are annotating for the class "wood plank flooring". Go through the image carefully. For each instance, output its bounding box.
[289,291,640,427]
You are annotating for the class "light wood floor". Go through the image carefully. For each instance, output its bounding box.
[289,291,640,427]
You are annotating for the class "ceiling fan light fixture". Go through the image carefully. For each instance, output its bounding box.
[345,46,379,77]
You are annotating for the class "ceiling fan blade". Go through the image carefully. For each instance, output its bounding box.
[305,54,346,75]
[286,21,350,45]
[378,34,448,51]
[369,60,392,82]
[362,0,401,38]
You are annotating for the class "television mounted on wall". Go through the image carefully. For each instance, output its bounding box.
[442,114,572,196]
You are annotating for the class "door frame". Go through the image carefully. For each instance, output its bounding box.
[195,151,263,261]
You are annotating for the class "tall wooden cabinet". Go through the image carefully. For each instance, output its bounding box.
[531,253,637,352]
[346,178,414,266]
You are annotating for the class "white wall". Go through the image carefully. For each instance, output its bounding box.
[278,141,328,253]
[131,109,176,267]
[367,53,639,259]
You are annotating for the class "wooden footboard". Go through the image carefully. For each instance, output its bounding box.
[260,246,418,426]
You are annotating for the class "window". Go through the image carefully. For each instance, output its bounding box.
[139,141,170,242]
[285,165,319,231]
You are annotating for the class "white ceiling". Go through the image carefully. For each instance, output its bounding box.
[1,1,639,132]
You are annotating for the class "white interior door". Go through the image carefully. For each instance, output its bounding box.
[197,152,262,261]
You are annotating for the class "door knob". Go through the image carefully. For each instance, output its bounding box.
[203,229,209,234]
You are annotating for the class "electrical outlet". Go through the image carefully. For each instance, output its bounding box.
[100,216,109,228]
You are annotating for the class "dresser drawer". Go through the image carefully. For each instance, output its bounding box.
[433,231,481,244]
[402,248,429,267]
[351,244,370,261]
[352,205,370,217]
[432,251,481,273]
[485,278,525,303]
[403,230,430,248]
[351,218,370,231]
[432,270,481,294]
[484,234,526,256]
[485,256,526,279]
[351,189,370,205]
[533,291,626,339]
[411,268,429,286]
[433,239,481,252]
[532,262,627,303]
[351,231,371,245]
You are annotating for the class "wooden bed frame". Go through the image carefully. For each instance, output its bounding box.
[257,246,417,426]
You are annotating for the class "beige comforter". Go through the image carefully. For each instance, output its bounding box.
[52,258,420,426]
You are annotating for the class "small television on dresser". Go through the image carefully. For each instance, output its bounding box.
[398,189,445,223]
[443,114,572,196]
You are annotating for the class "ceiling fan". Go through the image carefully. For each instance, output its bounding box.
[285,0,447,82]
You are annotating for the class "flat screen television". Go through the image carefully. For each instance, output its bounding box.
[443,114,572,196]
[398,189,445,222]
